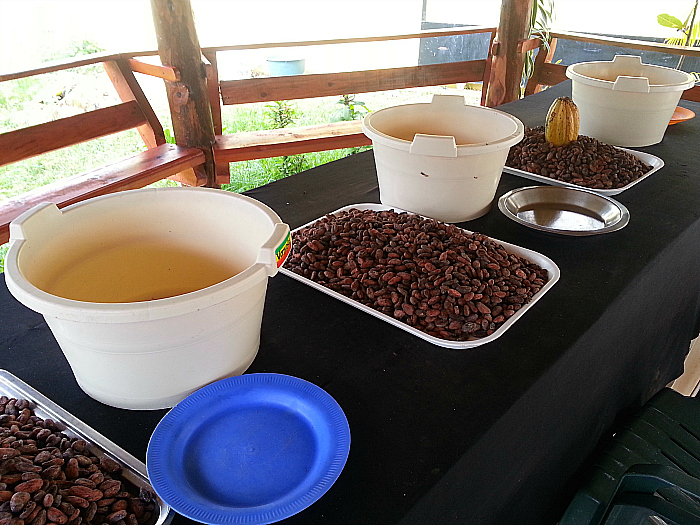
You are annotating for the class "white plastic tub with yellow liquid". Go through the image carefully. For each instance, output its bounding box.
[5,187,291,410]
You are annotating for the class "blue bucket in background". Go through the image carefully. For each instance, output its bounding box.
[267,57,305,76]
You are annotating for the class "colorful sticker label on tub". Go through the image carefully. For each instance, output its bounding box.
[276,231,292,267]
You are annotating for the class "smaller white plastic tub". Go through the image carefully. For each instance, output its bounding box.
[4,188,291,410]
[362,94,524,223]
[566,55,696,147]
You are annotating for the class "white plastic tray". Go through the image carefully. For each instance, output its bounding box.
[503,147,664,196]
[280,204,560,349]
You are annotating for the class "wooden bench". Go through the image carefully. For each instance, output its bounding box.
[0,144,204,244]
[0,57,206,244]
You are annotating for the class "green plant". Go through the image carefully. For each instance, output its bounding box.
[0,77,43,117]
[163,128,176,144]
[0,244,7,273]
[333,94,370,121]
[262,100,307,177]
[522,0,556,94]
[658,0,700,76]
[264,100,299,129]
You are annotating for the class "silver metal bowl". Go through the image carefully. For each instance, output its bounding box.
[498,185,630,236]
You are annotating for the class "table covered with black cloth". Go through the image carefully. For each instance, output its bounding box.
[2,81,700,524]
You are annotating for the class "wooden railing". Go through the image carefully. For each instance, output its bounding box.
[201,26,497,169]
[2,26,699,245]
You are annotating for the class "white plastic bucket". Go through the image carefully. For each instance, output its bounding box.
[4,188,291,410]
[566,55,696,147]
[362,94,524,223]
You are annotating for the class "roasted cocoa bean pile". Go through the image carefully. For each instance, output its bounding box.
[506,126,653,190]
[0,397,157,525]
[286,208,549,341]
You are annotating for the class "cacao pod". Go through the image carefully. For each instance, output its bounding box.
[544,96,579,146]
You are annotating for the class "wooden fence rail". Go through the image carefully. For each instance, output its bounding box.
[1,25,699,244]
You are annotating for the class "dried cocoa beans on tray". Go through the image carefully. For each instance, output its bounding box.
[506,126,653,190]
[286,208,549,341]
[0,397,157,525]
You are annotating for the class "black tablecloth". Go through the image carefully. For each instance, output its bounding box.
[2,81,700,524]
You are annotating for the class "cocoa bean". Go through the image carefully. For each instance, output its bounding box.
[13,479,43,494]
[0,450,19,461]
[105,510,127,524]
[45,506,67,524]
[9,492,30,513]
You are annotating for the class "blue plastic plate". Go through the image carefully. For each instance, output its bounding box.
[146,373,350,524]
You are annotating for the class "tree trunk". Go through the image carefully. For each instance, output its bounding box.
[150,0,217,187]
[486,0,535,107]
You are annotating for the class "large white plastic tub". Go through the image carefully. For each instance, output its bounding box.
[566,55,696,147]
[5,188,291,410]
[362,94,524,223]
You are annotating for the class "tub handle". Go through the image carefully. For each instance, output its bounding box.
[429,93,468,108]
[9,202,62,242]
[410,134,458,158]
[257,222,292,276]
[611,54,644,68]
[613,75,650,93]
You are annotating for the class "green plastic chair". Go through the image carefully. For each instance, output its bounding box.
[559,389,700,525]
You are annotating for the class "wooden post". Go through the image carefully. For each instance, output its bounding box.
[150,0,216,187]
[485,0,535,107]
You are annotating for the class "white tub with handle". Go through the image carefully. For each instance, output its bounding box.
[5,187,291,410]
[566,55,696,147]
[362,94,524,223]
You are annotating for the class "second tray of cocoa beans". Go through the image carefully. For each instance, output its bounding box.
[506,126,653,190]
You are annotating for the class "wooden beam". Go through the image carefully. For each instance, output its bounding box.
[486,0,535,107]
[551,30,700,58]
[0,144,205,244]
[214,121,371,164]
[150,0,217,187]
[0,101,147,168]
[202,26,497,54]
[0,51,124,82]
[103,59,166,148]
[202,51,230,185]
[523,38,559,96]
[517,37,541,54]
[220,60,487,105]
[0,27,496,84]
[127,58,180,81]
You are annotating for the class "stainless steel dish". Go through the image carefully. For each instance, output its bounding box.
[498,185,630,236]
[0,370,172,525]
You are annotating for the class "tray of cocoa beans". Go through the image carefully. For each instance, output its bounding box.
[0,370,171,525]
[504,126,664,196]
[281,204,559,349]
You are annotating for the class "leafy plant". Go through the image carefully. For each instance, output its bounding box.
[658,0,700,75]
[333,94,370,121]
[264,100,299,129]
[163,128,176,144]
[522,0,556,93]
[262,100,307,177]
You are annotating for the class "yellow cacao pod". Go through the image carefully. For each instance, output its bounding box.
[544,96,580,147]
